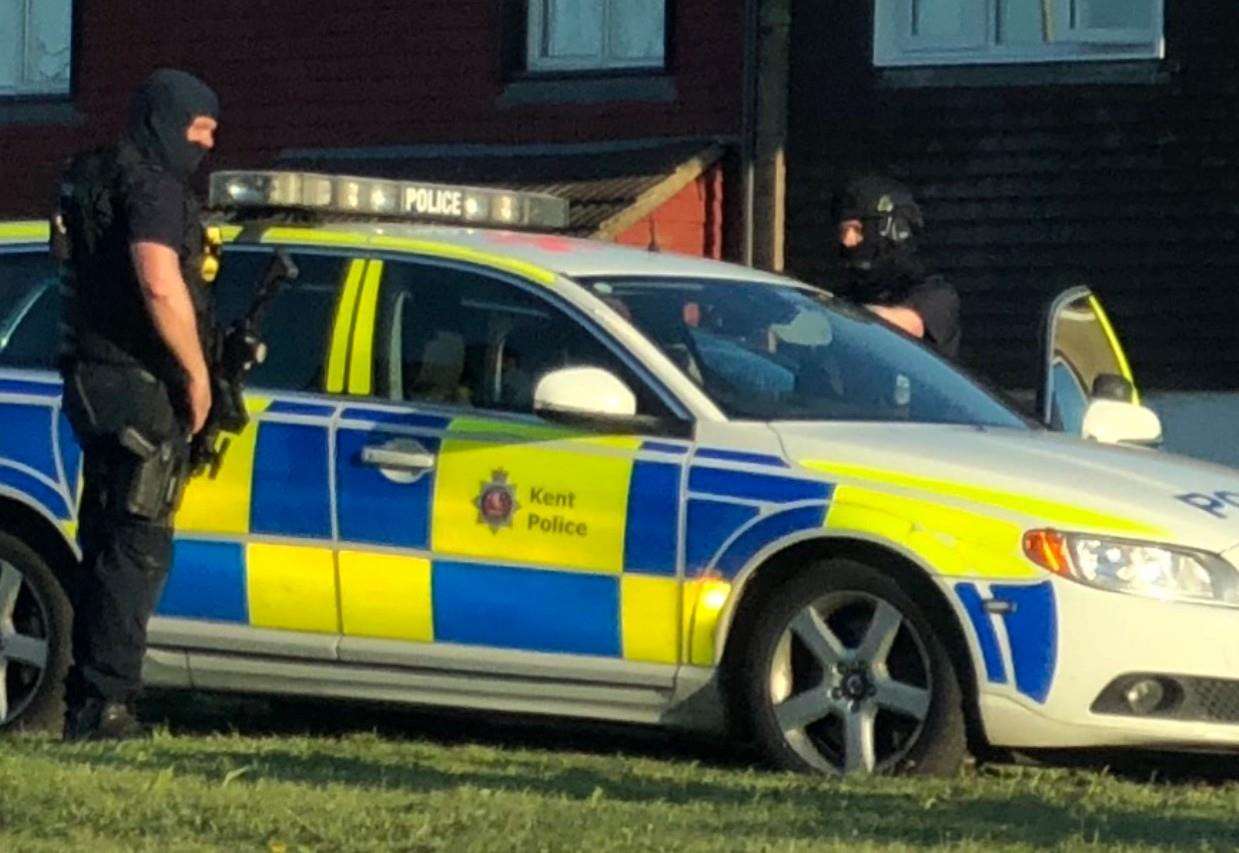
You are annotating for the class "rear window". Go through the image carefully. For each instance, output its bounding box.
[0,250,60,370]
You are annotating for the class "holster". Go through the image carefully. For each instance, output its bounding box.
[63,362,189,520]
[117,427,187,520]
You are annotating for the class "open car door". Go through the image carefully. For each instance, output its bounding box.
[1039,286,1161,445]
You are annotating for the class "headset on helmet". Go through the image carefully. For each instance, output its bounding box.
[834,175,923,247]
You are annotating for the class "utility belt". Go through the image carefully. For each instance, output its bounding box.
[62,360,190,521]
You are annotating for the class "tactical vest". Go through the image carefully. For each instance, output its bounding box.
[54,144,213,388]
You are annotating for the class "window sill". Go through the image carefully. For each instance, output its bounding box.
[877,60,1171,89]
[498,75,677,108]
[0,99,83,126]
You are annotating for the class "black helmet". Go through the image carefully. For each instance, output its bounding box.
[834,175,925,298]
[834,175,923,247]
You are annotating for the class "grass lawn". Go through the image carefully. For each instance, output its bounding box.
[0,694,1236,852]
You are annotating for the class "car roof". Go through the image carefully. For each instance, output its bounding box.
[249,221,799,287]
[2,217,804,288]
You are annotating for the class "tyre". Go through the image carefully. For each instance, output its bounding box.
[0,532,71,733]
[736,558,966,776]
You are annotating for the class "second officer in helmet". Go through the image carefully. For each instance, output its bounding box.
[833,175,961,359]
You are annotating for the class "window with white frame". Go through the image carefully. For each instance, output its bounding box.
[874,0,1164,67]
[0,0,72,97]
[527,0,666,73]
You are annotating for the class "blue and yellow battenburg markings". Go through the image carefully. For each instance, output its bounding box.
[144,397,843,668]
[0,372,1072,686]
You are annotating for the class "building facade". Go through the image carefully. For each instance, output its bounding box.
[786,1,1236,391]
[0,1,747,256]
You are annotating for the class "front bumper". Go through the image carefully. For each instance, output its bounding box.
[974,575,1239,751]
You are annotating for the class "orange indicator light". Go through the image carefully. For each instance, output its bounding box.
[1023,529,1071,576]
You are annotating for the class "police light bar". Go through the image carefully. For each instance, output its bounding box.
[208,170,569,230]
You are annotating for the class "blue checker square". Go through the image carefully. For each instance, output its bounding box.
[157,539,247,623]
[433,561,621,657]
[250,421,333,538]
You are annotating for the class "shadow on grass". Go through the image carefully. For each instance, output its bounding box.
[137,689,754,769]
[48,737,1239,849]
[14,691,1218,847]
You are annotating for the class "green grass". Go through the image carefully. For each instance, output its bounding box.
[0,695,1236,852]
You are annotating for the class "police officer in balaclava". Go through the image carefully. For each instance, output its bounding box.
[833,175,961,359]
[57,68,219,740]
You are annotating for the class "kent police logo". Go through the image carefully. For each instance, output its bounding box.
[475,469,519,532]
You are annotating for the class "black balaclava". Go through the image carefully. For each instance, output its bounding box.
[834,175,925,302]
[123,69,219,180]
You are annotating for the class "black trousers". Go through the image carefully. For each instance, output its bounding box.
[64,438,179,707]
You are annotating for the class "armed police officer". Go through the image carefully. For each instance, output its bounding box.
[55,69,219,740]
[833,175,961,359]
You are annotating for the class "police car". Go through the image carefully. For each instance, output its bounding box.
[0,171,1237,776]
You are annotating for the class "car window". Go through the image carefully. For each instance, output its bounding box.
[213,248,348,393]
[371,259,670,418]
[0,250,60,370]
[583,277,1028,428]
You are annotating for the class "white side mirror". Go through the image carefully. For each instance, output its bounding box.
[1081,399,1162,446]
[534,366,637,419]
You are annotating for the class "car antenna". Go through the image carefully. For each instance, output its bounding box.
[647,218,661,253]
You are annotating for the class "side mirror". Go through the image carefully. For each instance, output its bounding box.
[1081,399,1162,446]
[1091,372,1134,403]
[534,366,637,419]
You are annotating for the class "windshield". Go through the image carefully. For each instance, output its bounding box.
[583,277,1028,428]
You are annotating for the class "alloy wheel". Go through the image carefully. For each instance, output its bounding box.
[768,590,932,774]
[0,559,52,726]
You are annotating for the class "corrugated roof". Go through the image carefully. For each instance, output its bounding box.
[276,140,723,237]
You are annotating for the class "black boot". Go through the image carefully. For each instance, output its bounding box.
[63,700,147,742]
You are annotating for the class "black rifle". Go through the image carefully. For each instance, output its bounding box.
[190,248,299,477]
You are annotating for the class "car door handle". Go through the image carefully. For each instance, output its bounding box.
[360,445,436,471]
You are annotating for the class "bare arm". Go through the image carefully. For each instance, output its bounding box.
[867,303,925,338]
[130,241,211,432]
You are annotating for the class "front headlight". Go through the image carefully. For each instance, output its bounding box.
[1023,529,1239,608]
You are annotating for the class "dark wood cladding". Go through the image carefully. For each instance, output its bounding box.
[786,2,1239,391]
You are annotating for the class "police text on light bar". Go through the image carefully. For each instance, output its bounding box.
[208,171,569,230]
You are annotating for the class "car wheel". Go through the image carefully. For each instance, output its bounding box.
[737,558,966,776]
[0,532,70,733]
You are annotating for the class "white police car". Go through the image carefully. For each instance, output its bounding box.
[0,172,1236,775]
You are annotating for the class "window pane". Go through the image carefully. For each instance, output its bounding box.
[213,250,344,393]
[0,252,60,369]
[27,0,71,88]
[609,0,664,61]
[1076,0,1152,31]
[374,262,667,417]
[998,0,1046,45]
[543,0,604,59]
[0,1,22,88]
[913,0,968,38]
[0,284,59,369]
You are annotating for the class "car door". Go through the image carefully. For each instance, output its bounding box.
[332,256,692,686]
[153,246,361,664]
[1038,285,1139,434]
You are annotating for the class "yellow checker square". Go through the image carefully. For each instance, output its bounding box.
[339,550,433,642]
[620,575,680,664]
[176,397,270,536]
[433,433,635,574]
[246,542,338,634]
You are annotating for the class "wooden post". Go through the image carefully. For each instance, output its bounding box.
[753,0,791,271]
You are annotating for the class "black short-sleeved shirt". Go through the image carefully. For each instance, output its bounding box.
[902,275,961,359]
[125,166,187,251]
